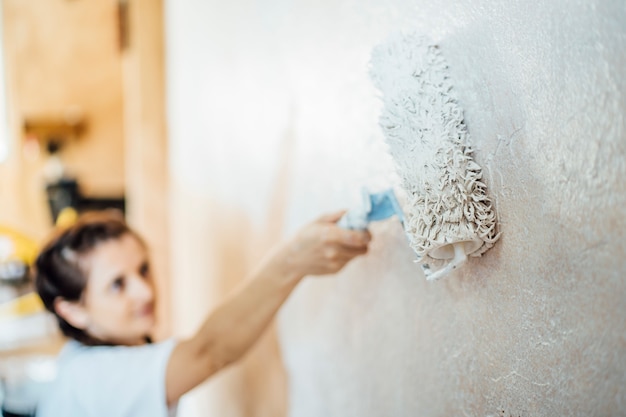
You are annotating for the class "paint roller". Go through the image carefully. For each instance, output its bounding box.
[346,32,500,281]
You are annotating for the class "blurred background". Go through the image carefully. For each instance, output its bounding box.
[1,1,625,417]
[0,1,167,415]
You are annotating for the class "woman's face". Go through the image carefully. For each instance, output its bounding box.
[79,233,156,345]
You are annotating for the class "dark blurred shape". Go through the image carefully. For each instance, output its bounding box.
[1,408,33,417]
[0,261,28,288]
[45,179,81,224]
[45,179,125,225]
[117,0,130,51]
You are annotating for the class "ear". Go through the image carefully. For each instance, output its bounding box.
[54,298,90,330]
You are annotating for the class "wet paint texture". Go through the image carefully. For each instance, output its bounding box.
[165,0,626,415]
[370,33,500,278]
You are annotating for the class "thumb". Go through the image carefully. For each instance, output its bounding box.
[316,210,347,224]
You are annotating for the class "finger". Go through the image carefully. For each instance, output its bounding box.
[336,228,371,248]
[316,210,347,224]
[323,243,368,261]
[336,246,369,259]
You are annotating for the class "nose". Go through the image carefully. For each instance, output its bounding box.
[129,274,154,302]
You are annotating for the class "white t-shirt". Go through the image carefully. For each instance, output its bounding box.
[36,339,178,417]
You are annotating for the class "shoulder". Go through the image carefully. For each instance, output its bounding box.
[37,339,179,417]
[62,339,177,385]
[53,339,173,378]
[67,338,176,364]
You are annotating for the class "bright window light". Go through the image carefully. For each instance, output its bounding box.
[0,2,8,164]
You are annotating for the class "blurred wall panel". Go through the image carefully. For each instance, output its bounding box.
[165,1,294,414]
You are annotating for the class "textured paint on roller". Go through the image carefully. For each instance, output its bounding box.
[370,33,499,271]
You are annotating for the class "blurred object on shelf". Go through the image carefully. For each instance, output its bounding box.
[44,179,125,225]
[22,111,86,148]
[0,312,58,352]
[45,179,80,224]
[0,226,58,353]
[0,354,57,417]
[0,227,37,289]
[38,134,125,225]
[54,207,78,229]
[0,293,44,322]
[40,133,79,225]
[0,289,59,356]
[0,260,27,289]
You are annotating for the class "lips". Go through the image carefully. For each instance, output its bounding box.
[137,302,155,318]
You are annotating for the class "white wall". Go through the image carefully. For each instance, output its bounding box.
[165,0,626,415]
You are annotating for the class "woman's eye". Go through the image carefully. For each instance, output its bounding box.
[139,262,150,278]
[111,277,125,292]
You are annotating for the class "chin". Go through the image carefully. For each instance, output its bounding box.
[123,321,155,343]
[139,318,156,335]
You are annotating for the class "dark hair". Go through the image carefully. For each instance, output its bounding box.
[34,210,143,345]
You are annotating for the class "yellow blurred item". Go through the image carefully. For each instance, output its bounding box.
[55,206,78,228]
[0,226,39,266]
[0,292,45,321]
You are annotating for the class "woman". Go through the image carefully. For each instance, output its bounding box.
[34,210,370,416]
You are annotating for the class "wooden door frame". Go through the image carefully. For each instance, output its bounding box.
[121,0,171,339]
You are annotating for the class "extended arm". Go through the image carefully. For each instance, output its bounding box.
[165,211,370,404]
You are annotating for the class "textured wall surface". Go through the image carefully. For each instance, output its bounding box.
[165,0,626,416]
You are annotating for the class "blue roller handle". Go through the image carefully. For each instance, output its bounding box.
[338,189,405,230]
